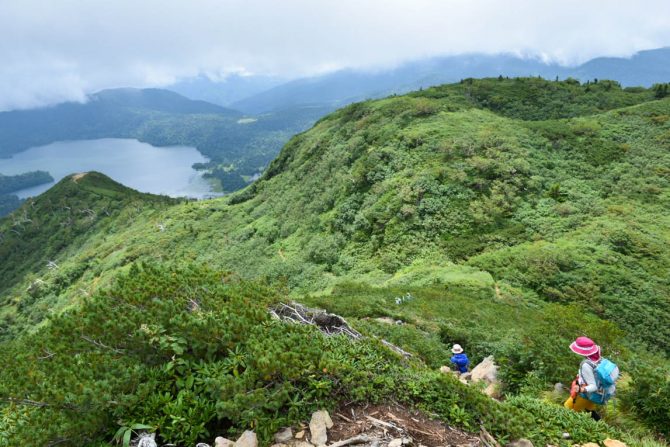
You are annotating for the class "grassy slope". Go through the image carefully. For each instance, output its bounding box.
[2,78,668,349]
[0,172,180,336]
[1,78,668,443]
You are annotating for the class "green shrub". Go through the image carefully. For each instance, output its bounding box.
[0,264,336,445]
[620,367,670,437]
[0,265,636,446]
[505,395,614,444]
[306,234,343,268]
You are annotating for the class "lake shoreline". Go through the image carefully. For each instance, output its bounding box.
[0,138,219,200]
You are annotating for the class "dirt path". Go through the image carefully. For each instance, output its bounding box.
[327,402,483,447]
[71,172,88,182]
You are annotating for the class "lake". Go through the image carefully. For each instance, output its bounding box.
[0,139,218,199]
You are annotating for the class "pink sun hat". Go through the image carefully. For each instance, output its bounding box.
[570,336,600,356]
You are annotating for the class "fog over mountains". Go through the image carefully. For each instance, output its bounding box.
[4,0,670,111]
[169,47,670,113]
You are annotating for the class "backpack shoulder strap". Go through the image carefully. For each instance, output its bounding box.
[580,358,595,371]
[579,359,599,386]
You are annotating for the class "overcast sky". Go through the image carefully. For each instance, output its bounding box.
[1,0,670,111]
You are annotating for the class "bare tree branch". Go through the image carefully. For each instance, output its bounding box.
[80,335,125,354]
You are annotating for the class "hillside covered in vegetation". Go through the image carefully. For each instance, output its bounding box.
[0,88,323,192]
[0,78,669,446]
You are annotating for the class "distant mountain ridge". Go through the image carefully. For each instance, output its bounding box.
[168,74,286,107]
[230,53,567,113]
[0,88,241,158]
[0,87,323,194]
[2,47,669,204]
[574,47,670,87]
[211,47,670,113]
[90,88,240,115]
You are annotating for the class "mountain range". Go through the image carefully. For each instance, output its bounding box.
[171,47,670,113]
[0,88,239,158]
[2,47,669,205]
[1,77,669,445]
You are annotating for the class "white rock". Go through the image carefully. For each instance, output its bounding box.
[236,431,258,447]
[604,439,628,447]
[506,439,533,447]
[274,427,293,444]
[389,439,403,447]
[215,437,235,447]
[196,444,211,447]
[375,317,396,325]
[292,442,313,447]
[309,410,333,446]
[483,382,499,399]
[294,430,305,439]
[137,434,157,447]
[470,356,498,384]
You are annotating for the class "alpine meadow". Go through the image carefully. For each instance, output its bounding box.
[1,76,669,446]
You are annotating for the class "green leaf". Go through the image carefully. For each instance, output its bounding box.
[113,426,128,442]
[123,429,132,447]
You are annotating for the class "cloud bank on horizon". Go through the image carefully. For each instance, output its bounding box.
[1,0,669,111]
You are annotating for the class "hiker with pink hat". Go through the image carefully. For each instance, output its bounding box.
[564,336,620,420]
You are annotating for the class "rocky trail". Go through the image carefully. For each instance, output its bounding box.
[129,403,488,447]
[188,404,484,447]
[132,403,632,447]
[326,403,484,447]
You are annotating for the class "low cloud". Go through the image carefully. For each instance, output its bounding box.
[1,0,669,110]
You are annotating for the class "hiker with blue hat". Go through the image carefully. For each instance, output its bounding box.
[450,344,470,374]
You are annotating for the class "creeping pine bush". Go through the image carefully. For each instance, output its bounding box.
[0,263,400,446]
[0,264,643,446]
[0,264,338,446]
